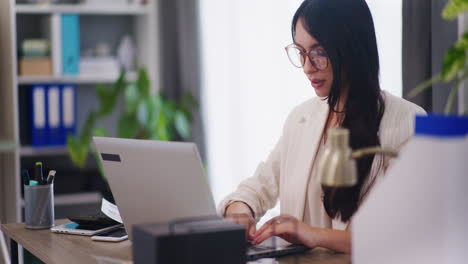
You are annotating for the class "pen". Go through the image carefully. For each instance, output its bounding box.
[34,161,45,185]
[29,180,39,186]
[46,170,56,184]
[22,169,30,186]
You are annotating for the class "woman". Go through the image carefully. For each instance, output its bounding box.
[218,0,425,254]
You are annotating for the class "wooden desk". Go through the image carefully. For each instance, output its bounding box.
[1,220,351,264]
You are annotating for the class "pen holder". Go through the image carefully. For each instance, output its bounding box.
[24,183,55,229]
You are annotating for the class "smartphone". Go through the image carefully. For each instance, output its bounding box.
[91,227,128,242]
[50,222,122,236]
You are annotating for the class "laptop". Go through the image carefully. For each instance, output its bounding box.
[93,136,309,260]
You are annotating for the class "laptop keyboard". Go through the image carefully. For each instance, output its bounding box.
[246,241,275,253]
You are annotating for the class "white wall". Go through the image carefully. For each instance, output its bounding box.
[367,0,403,97]
[199,0,308,205]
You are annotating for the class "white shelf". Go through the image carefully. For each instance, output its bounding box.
[0,141,17,152]
[20,146,68,157]
[21,192,102,207]
[16,4,150,15]
[18,72,136,85]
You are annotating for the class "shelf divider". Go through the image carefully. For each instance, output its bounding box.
[0,141,17,152]
[20,146,68,157]
[16,4,150,15]
[18,72,137,85]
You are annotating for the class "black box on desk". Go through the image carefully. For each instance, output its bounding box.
[133,216,246,264]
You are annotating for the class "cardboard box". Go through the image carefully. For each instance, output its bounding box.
[19,57,52,76]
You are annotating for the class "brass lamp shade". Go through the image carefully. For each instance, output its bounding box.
[317,128,358,187]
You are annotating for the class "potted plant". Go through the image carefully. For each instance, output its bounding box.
[408,0,468,115]
[66,68,197,199]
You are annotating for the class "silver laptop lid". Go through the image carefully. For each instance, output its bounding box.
[93,137,216,240]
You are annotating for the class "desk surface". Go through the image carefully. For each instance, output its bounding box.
[2,220,351,264]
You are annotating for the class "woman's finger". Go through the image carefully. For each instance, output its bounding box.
[253,216,283,239]
[248,223,257,240]
[253,225,276,244]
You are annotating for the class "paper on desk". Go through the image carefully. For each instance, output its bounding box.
[101,198,123,224]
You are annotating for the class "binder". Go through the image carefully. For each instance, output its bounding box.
[30,85,49,147]
[61,84,77,141]
[51,15,62,77]
[61,14,80,75]
[47,85,61,145]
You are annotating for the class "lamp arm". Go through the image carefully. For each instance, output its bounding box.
[350,146,398,160]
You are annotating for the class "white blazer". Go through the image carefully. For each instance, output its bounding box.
[217,91,426,225]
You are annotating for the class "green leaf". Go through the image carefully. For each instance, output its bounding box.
[67,135,88,168]
[162,100,177,123]
[455,32,468,49]
[114,71,127,92]
[80,112,98,143]
[444,70,468,114]
[136,100,149,126]
[92,127,109,137]
[442,0,468,20]
[117,114,139,138]
[174,110,191,140]
[441,45,466,82]
[96,84,118,117]
[124,83,139,114]
[145,97,160,134]
[156,113,170,141]
[407,74,442,99]
[137,68,151,97]
[445,82,460,114]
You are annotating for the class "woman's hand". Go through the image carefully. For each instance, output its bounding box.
[252,214,352,253]
[224,201,257,240]
[251,214,319,248]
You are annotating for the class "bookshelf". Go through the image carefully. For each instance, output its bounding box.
[0,0,160,225]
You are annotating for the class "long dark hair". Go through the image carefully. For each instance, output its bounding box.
[292,0,385,222]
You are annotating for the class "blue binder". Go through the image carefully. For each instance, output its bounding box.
[30,85,49,147]
[47,85,61,145]
[61,84,77,142]
[61,14,80,75]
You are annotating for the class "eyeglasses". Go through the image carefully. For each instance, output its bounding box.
[285,43,329,70]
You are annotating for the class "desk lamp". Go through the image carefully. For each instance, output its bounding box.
[317,128,398,187]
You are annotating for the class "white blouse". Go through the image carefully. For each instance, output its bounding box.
[217,91,426,229]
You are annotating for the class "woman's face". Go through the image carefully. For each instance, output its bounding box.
[295,19,333,97]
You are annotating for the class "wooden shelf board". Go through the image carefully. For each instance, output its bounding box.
[16,4,149,15]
